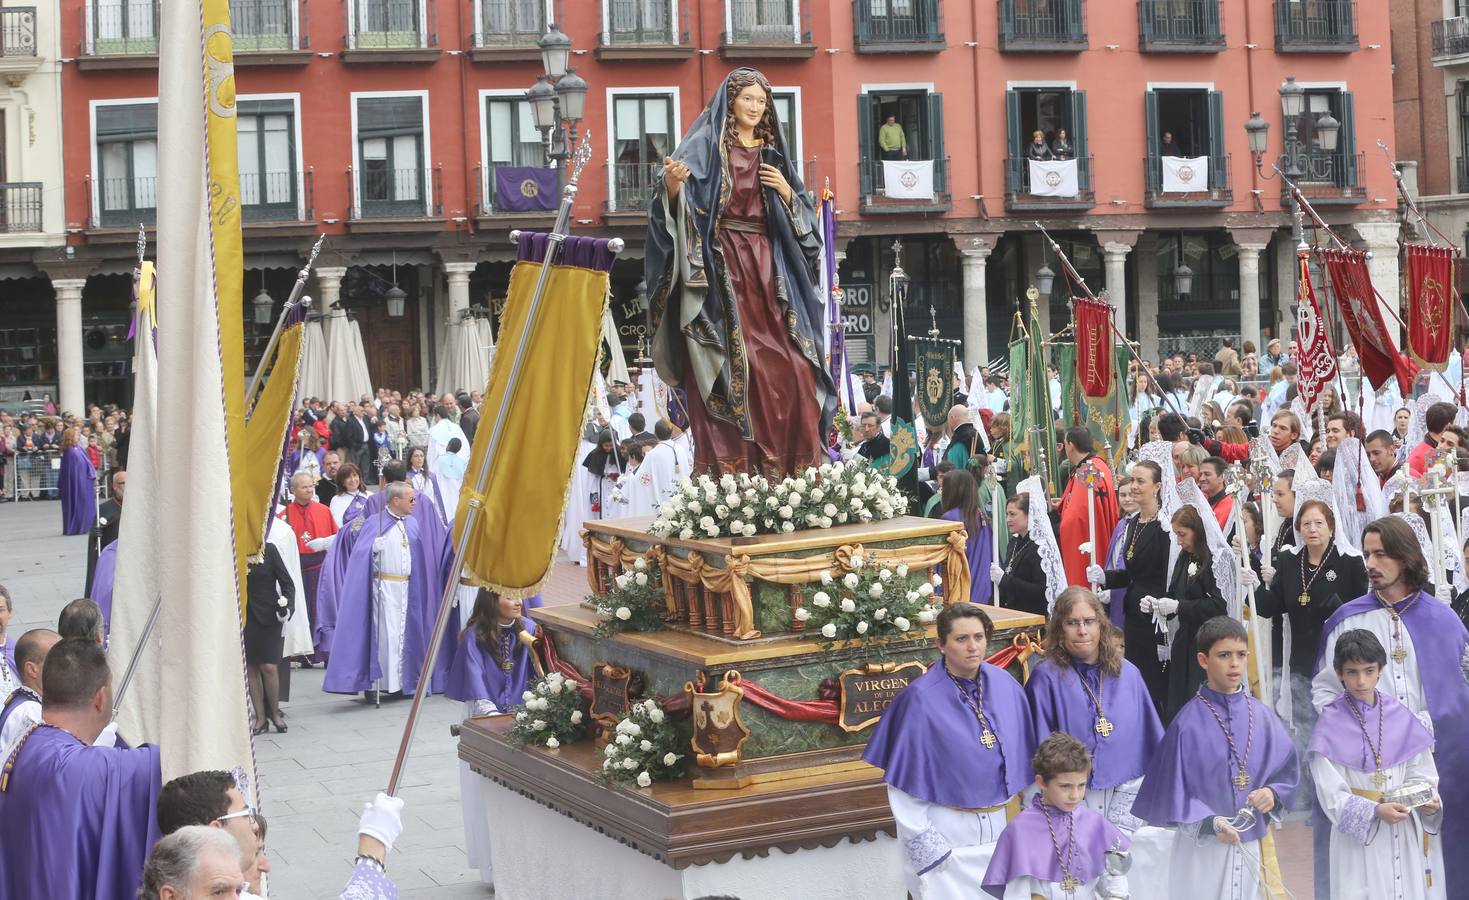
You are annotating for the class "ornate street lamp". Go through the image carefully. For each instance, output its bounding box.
[252,286,274,325]
[1036,264,1055,298]
[529,27,589,165]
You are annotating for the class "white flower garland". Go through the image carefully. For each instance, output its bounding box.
[649,461,908,540]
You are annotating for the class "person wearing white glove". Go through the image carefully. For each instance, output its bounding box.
[341,792,403,898]
[1259,564,1276,586]
[1159,506,1226,720]
[994,493,1051,617]
[1240,567,1260,591]
[1086,564,1105,585]
[990,564,1005,586]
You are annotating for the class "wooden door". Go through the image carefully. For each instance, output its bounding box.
[356,291,421,393]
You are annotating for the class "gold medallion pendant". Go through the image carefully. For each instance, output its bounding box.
[1095,716,1114,738]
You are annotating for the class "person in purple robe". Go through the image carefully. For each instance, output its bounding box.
[90,539,118,630]
[316,460,448,656]
[1310,516,1469,896]
[1027,587,1163,831]
[940,469,994,604]
[0,637,162,899]
[982,733,1130,899]
[58,427,98,536]
[0,584,17,687]
[1132,616,1300,900]
[862,603,1037,899]
[1101,480,1135,626]
[445,591,540,714]
[322,484,445,702]
[1309,630,1443,900]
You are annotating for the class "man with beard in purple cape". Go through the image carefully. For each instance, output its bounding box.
[1132,616,1299,900]
[323,482,445,702]
[316,459,448,658]
[983,733,1130,898]
[862,603,1036,900]
[1027,588,1163,831]
[0,638,161,899]
[1310,516,1469,898]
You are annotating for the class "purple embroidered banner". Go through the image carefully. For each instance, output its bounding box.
[494,166,559,212]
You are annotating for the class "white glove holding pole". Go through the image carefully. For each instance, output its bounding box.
[306,536,334,552]
[1260,565,1276,586]
[1139,595,1155,614]
[1152,597,1179,616]
[992,458,1008,475]
[1240,568,1261,591]
[1086,564,1105,585]
[989,564,1005,584]
[358,792,405,854]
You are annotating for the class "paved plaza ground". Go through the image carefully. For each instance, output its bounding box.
[2,496,1319,898]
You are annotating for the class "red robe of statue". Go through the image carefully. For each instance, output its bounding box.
[1058,455,1120,586]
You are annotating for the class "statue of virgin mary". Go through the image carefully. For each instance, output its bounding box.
[645,68,836,479]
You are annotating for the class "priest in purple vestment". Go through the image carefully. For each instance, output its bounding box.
[862,603,1036,899]
[1132,617,1299,900]
[0,637,161,899]
[1310,516,1469,897]
[1027,587,1163,832]
[59,428,98,536]
[322,484,444,699]
[982,733,1130,898]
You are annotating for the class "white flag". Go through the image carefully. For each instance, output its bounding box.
[882,160,935,200]
[1161,156,1210,193]
[1027,159,1079,198]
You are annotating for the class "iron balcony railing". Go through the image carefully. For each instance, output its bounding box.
[96,175,158,228]
[349,164,441,218]
[230,0,297,50]
[609,161,660,212]
[1274,0,1356,49]
[1142,153,1233,204]
[1003,155,1095,202]
[474,162,561,216]
[999,0,1087,49]
[87,0,160,55]
[240,169,312,221]
[1138,0,1223,48]
[1432,17,1469,58]
[725,0,810,45]
[0,8,37,57]
[859,155,949,198]
[474,0,543,47]
[1289,150,1365,201]
[348,0,434,49]
[854,0,943,46]
[0,183,42,232]
[603,0,686,45]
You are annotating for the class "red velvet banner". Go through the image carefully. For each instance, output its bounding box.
[1405,244,1457,372]
[1074,296,1113,399]
[1295,254,1339,414]
[1319,248,1418,395]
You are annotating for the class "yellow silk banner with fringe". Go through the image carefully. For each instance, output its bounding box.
[239,321,305,562]
[455,257,609,597]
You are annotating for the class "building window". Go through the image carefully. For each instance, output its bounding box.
[1138,0,1224,50]
[771,91,800,163]
[90,0,158,55]
[610,93,673,211]
[1287,89,1358,190]
[96,102,158,227]
[1144,89,1230,204]
[1457,85,1469,194]
[606,0,675,44]
[1274,0,1356,50]
[727,0,794,44]
[854,0,942,47]
[354,0,423,48]
[483,96,546,212]
[237,99,297,221]
[856,90,947,198]
[356,96,426,217]
[229,0,294,50]
[999,0,1087,51]
[478,0,544,46]
[1003,87,1091,203]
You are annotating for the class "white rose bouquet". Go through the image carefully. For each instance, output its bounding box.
[508,671,588,749]
[648,462,908,540]
[600,698,683,789]
[800,565,941,653]
[591,556,666,638]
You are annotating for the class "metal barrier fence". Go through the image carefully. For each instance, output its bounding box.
[2,454,112,504]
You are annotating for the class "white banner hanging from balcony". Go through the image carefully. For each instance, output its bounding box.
[1161,156,1210,193]
[882,160,935,200]
[1027,159,1079,198]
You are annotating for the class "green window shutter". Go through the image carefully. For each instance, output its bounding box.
[1071,90,1089,188]
[1207,90,1225,189]
[858,93,875,196]
[926,92,944,189]
[1006,89,1021,190]
[1145,91,1160,159]
[1339,91,1357,187]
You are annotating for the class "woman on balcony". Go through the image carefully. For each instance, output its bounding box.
[1050,128,1074,161]
[645,68,835,478]
[1026,130,1052,161]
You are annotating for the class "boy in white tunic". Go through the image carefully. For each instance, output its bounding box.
[1309,629,1443,900]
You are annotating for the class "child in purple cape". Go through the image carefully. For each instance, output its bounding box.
[1131,616,1300,900]
[983,733,1130,899]
[1309,629,1442,900]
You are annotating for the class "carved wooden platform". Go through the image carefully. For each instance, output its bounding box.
[458,714,896,870]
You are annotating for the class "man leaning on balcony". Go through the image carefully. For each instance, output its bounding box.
[879,115,907,160]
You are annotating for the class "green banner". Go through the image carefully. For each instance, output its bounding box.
[872,417,920,480]
[1084,346,1133,473]
[914,339,955,428]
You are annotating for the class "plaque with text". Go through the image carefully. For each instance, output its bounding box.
[837,661,928,733]
[590,662,632,726]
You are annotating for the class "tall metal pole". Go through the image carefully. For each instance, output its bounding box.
[385,135,615,796]
[244,234,326,416]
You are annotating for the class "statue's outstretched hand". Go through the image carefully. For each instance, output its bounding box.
[663,156,691,199]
